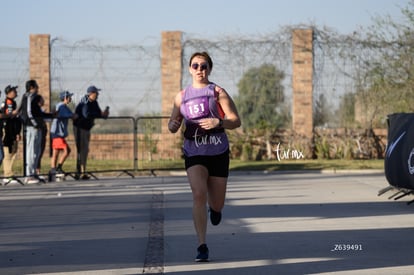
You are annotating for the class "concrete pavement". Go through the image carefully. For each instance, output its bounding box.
[1,171,414,274]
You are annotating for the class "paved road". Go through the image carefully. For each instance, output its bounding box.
[1,171,413,274]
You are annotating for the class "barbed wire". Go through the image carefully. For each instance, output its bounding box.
[0,25,387,120]
[0,47,29,93]
[49,38,162,116]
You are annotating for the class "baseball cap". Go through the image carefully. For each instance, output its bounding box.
[87,85,101,94]
[5,85,18,94]
[60,90,74,100]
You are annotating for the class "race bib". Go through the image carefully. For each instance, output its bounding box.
[184,96,210,120]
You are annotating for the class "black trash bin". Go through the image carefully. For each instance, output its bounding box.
[384,113,414,190]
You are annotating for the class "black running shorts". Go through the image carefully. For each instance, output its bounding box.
[185,150,230,177]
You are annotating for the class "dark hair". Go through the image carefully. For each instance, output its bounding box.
[189,52,213,70]
[5,85,16,94]
[25,79,38,92]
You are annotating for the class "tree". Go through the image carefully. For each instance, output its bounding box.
[235,64,287,159]
[349,1,414,127]
[337,92,356,128]
[235,64,286,131]
[313,93,332,127]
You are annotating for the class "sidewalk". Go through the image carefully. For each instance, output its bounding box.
[1,171,413,274]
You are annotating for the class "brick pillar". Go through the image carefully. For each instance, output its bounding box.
[161,31,183,116]
[29,34,51,112]
[160,31,183,158]
[292,29,313,139]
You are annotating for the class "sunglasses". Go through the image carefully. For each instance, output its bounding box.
[191,63,209,71]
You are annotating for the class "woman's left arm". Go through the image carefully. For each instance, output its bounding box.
[216,87,241,130]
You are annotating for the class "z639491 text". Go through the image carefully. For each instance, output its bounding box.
[331,244,363,251]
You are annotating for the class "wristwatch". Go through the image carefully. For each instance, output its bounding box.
[218,118,223,128]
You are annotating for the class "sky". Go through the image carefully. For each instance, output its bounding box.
[0,0,411,47]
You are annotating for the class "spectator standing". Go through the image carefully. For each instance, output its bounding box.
[73,85,109,180]
[19,80,54,184]
[1,85,21,185]
[50,91,76,176]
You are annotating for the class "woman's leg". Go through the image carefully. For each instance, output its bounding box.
[187,164,209,245]
[207,176,228,213]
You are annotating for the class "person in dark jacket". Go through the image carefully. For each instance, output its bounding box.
[73,85,109,180]
[19,80,54,184]
[35,95,49,179]
[1,85,21,185]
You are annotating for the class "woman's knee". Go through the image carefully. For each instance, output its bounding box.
[192,189,207,205]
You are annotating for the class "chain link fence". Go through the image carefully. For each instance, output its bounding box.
[0,26,389,178]
[0,27,365,121]
[0,47,29,93]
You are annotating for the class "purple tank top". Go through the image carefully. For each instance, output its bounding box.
[180,84,229,157]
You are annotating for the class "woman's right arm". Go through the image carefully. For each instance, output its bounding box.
[168,92,183,133]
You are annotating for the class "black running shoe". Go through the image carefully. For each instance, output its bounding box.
[56,167,65,176]
[81,174,90,180]
[209,207,222,226]
[195,244,209,262]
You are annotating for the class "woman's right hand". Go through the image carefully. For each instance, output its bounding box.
[168,119,181,133]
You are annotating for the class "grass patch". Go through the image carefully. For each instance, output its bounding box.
[229,159,384,171]
[10,158,384,177]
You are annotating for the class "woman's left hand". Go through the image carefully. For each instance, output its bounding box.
[199,118,219,130]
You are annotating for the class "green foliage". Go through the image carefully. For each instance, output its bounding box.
[337,92,356,128]
[138,119,160,161]
[352,1,414,126]
[241,143,253,161]
[314,93,333,127]
[235,63,288,132]
[340,139,355,160]
[315,136,330,159]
